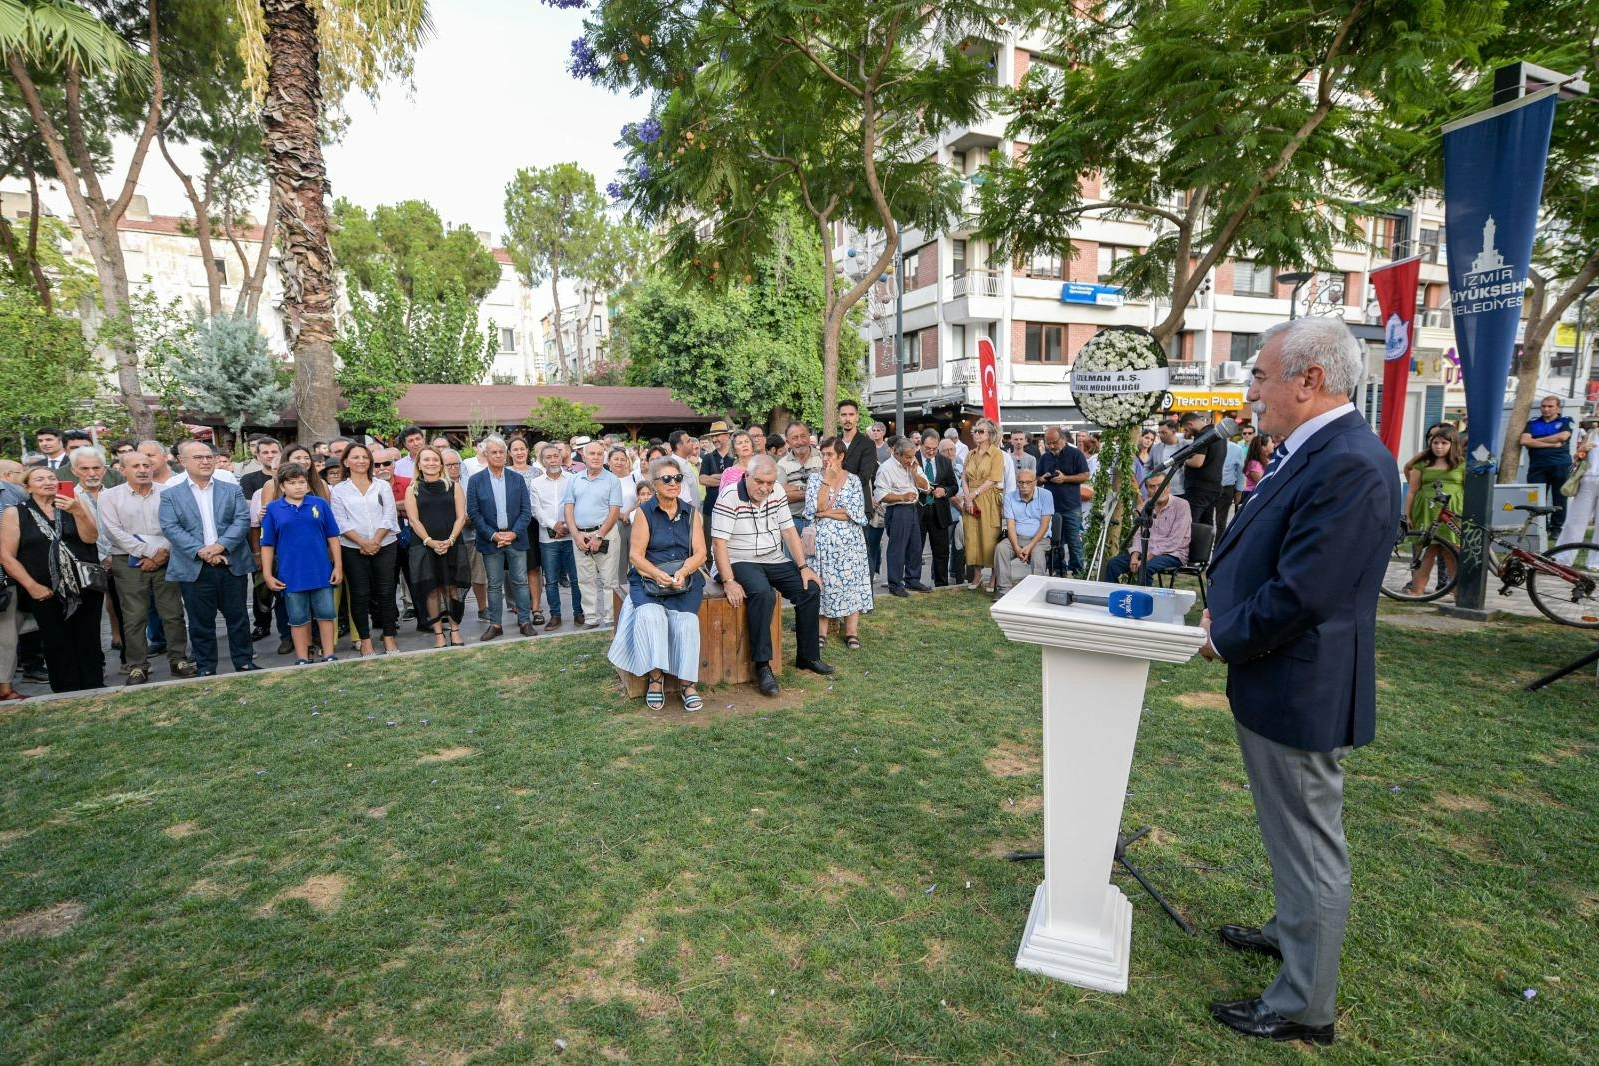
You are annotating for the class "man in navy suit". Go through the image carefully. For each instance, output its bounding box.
[465,435,534,640]
[159,440,260,676]
[1200,317,1401,1046]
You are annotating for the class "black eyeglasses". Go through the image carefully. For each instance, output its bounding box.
[374,460,395,468]
[656,474,685,485]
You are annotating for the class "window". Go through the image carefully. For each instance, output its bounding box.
[903,331,921,367]
[1027,248,1064,280]
[212,258,229,285]
[949,324,966,362]
[499,327,517,353]
[1097,244,1136,283]
[1374,213,1411,259]
[1025,322,1064,363]
[1230,333,1263,362]
[951,151,968,175]
[1419,227,1440,263]
[951,239,967,279]
[1232,259,1275,297]
[901,249,919,286]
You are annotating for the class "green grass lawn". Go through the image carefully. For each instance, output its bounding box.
[2,594,1597,1064]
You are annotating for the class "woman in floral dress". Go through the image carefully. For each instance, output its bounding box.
[804,436,873,650]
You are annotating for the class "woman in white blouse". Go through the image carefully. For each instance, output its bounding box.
[608,445,642,575]
[331,443,400,655]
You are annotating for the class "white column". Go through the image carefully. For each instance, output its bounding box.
[992,576,1206,993]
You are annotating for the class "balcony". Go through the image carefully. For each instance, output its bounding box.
[945,111,1007,152]
[949,183,983,236]
[946,269,1003,323]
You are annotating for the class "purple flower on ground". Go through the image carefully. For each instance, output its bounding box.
[568,38,600,80]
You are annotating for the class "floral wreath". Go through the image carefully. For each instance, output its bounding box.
[1070,325,1169,430]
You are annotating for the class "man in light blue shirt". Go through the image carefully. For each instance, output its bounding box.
[1216,435,1247,537]
[994,470,1053,594]
[562,441,624,627]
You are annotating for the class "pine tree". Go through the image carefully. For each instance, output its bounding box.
[176,311,293,452]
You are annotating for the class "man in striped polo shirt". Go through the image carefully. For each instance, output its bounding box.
[711,455,833,696]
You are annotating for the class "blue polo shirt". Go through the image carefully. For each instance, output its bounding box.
[1524,415,1574,470]
[1003,490,1053,539]
[261,495,342,591]
[560,469,623,529]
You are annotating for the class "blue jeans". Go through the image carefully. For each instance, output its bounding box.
[283,586,338,627]
[1103,551,1182,586]
[1058,508,1085,576]
[481,546,532,625]
[179,566,255,672]
[540,539,581,618]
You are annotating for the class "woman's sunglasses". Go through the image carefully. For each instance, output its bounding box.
[656,474,685,485]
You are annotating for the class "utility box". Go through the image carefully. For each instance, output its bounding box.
[1492,482,1547,553]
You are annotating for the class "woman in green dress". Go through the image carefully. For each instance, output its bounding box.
[1402,424,1465,595]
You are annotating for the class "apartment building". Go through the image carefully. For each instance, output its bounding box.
[836,34,1572,457]
[538,300,611,385]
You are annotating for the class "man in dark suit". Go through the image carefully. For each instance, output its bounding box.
[159,440,260,676]
[1200,318,1401,1046]
[914,430,960,586]
[838,400,879,573]
[465,435,535,640]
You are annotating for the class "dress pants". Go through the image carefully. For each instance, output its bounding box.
[883,504,922,591]
[179,566,256,672]
[730,560,820,665]
[112,558,189,669]
[1235,721,1352,1027]
[28,593,105,692]
[1529,463,1572,539]
[1102,551,1182,586]
[865,522,884,578]
[1213,491,1238,540]
[994,537,1051,592]
[918,505,951,586]
[575,527,619,624]
[341,542,399,639]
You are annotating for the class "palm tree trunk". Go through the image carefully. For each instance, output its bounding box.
[261,0,339,442]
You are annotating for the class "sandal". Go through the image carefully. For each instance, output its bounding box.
[680,685,703,712]
[449,626,466,648]
[645,671,666,710]
[844,635,862,651]
[532,610,547,627]
[434,632,448,649]
[819,634,828,648]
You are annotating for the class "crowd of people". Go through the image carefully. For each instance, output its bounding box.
[4,395,1589,705]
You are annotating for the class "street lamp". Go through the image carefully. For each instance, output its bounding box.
[1275,271,1316,320]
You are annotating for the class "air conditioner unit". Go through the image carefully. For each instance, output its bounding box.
[1214,361,1246,383]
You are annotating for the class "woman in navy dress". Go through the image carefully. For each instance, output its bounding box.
[607,458,707,711]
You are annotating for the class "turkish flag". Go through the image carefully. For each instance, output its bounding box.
[978,336,1000,422]
[1371,256,1421,458]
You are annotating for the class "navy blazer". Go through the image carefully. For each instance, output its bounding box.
[466,466,533,553]
[158,479,256,583]
[1206,410,1401,753]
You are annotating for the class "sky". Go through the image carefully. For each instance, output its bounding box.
[103,1,637,243]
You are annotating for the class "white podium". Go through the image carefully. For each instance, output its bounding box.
[991,576,1207,993]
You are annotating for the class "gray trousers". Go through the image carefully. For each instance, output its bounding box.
[994,536,1050,591]
[112,557,189,669]
[1235,721,1352,1026]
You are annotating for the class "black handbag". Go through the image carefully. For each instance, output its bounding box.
[641,555,690,597]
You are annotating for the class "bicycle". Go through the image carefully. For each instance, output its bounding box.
[1380,482,1599,628]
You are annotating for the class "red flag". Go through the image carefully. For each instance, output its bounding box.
[978,336,1000,422]
[1371,256,1421,458]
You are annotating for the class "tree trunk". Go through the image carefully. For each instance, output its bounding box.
[237,189,280,319]
[261,0,339,442]
[158,131,224,315]
[549,268,568,382]
[1499,255,1599,481]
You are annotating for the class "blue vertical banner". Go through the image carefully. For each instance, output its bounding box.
[1442,89,1557,473]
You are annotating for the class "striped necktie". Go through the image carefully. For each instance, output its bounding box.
[1246,443,1290,505]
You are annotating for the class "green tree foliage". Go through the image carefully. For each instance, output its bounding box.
[335,265,496,436]
[619,211,861,429]
[527,396,602,442]
[978,0,1502,345]
[174,310,291,450]
[569,0,1037,431]
[330,198,499,303]
[502,162,608,379]
[0,287,99,453]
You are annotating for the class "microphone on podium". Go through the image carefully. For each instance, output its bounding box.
[1045,587,1186,624]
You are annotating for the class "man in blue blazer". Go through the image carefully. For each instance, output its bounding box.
[159,440,260,676]
[465,435,534,640]
[1200,318,1401,1046]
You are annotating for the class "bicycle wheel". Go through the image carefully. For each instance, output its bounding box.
[1380,529,1459,602]
[1527,541,1599,628]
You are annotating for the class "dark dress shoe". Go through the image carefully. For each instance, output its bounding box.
[795,657,835,675]
[889,587,909,598]
[518,621,537,636]
[756,665,780,696]
[1218,924,1283,959]
[1210,998,1333,1045]
[545,617,563,632]
[236,662,261,672]
[573,613,586,627]
[907,583,933,592]
[480,625,503,642]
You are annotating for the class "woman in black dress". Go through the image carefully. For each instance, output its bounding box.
[403,447,471,647]
[0,466,105,692]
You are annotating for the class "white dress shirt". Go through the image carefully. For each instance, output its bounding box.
[189,479,218,547]
[331,478,399,549]
[529,470,571,541]
[98,481,170,559]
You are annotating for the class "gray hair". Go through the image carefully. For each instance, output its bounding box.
[944,428,959,439]
[1261,318,1364,397]
[479,434,507,452]
[68,445,107,469]
[892,436,918,457]
[539,443,562,461]
[748,454,780,479]
[870,421,887,433]
[648,457,682,483]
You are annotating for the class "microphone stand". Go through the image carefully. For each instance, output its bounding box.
[1131,454,1183,585]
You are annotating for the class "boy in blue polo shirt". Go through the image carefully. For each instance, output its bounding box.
[261,463,344,664]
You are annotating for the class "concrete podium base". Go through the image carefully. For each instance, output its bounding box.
[1015,883,1133,993]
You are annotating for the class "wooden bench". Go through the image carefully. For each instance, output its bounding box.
[614,581,784,697]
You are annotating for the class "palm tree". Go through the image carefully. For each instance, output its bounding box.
[233,0,431,442]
